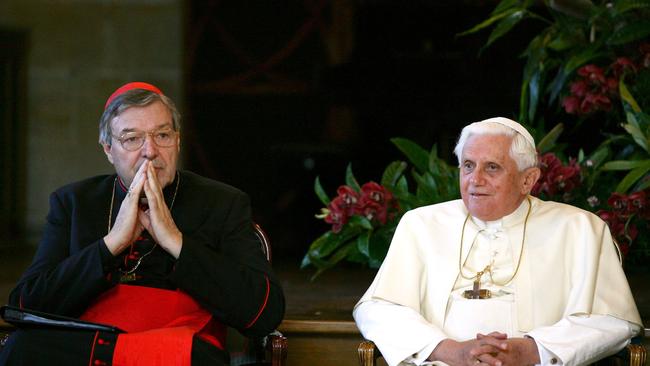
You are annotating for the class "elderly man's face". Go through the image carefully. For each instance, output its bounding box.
[102,101,180,188]
[460,134,538,221]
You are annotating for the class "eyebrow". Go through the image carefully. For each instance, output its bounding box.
[118,123,174,134]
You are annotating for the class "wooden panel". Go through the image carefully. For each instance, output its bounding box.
[280,332,388,366]
[279,319,388,366]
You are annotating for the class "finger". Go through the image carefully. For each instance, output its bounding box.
[147,162,163,194]
[485,332,508,339]
[128,161,149,199]
[476,353,503,366]
[470,344,502,358]
[474,336,508,351]
[144,163,164,208]
[138,209,152,233]
[143,177,162,213]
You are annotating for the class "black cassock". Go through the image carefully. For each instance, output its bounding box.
[1,171,285,365]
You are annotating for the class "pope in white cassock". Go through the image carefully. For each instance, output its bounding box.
[353,117,643,366]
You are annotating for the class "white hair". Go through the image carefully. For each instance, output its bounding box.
[453,118,538,171]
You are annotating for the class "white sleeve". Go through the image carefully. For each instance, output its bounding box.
[527,314,640,366]
[353,299,448,366]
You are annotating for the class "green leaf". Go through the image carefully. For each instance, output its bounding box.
[637,177,650,191]
[547,31,580,51]
[413,170,439,204]
[615,163,650,193]
[391,137,429,173]
[314,176,330,206]
[620,81,641,113]
[381,161,408,188]
[357,231,371,257]
[368,225,395,264]
[394,175,409,195]
[492,0,523,15]
[527,69,541,122]
[606,20,650,46]
[587,145,611,168]
[622,123,649,153]
[547,67,571,105]
[564,44,604,71]
[485,10,527,49]
[613,0,650,14]
[601,160,650,171]
[457,8,517,37]
[348,215,373,230]
[345,163,361,191]
[301,232,335,268]
[548,45,603,103]
[310,242,355,280]
[536,123,564,153]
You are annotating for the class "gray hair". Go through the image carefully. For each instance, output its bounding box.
[98,89,181,146]
[453,121,538,171]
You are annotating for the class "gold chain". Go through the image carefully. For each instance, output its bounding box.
[107,172,180,276]
[458,197,532,286]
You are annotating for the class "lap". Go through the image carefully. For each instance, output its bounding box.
[0,328,229,366]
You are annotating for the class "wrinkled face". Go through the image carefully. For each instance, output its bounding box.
[460,134,539,221]
[102,101,180,188]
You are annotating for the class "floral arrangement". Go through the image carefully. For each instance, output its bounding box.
[321,182,399,234]
[302,0,650,277]
[301,139,459,278]
[597,191,649,256]
[462,0,650,270]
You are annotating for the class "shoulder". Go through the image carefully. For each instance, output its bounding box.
[403,199,466,223]
[53,175,115,200]
[178,170,249,200]
[531,196,606,229]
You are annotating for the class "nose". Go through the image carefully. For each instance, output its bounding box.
[141,134,159,160]
[469,170,485,185]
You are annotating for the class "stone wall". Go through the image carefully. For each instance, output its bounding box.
[0,0,183,242]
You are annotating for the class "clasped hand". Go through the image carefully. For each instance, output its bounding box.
[430,332,540,366]
[103,160,182,258]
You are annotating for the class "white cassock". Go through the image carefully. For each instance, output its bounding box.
[353,196,642,366]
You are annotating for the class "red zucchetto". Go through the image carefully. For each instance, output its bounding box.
[104,82,163,110]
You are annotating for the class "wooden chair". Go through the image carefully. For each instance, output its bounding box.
[357,335,648,366]
[238,223,288,366]
[0,223,288,366]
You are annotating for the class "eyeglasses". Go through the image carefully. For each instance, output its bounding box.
[112,128,178,151]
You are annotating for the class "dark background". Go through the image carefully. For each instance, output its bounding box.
[183,0,540,260]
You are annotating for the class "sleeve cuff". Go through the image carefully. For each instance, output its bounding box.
[99,238,121,272]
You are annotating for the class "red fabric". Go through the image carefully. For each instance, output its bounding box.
[80,284,225,366]
[104,82,163,109]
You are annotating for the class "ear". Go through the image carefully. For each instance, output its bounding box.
[521,167,541,195]
[102,143,115,165]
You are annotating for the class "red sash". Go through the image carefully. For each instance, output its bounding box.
[80,285,226,366]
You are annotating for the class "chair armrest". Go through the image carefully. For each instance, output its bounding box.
[0,325,14,351]
[267,332,288,366]
[358,340,380,366]
[625,343,646,366]
[0,331,9,349]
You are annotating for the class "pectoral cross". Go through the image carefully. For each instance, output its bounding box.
[463,265,492,299]
[120,273,137,283]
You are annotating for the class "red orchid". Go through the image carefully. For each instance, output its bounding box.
[532,153,581,197]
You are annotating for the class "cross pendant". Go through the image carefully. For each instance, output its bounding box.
[462,266,492,299]
[120,273,137,283]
